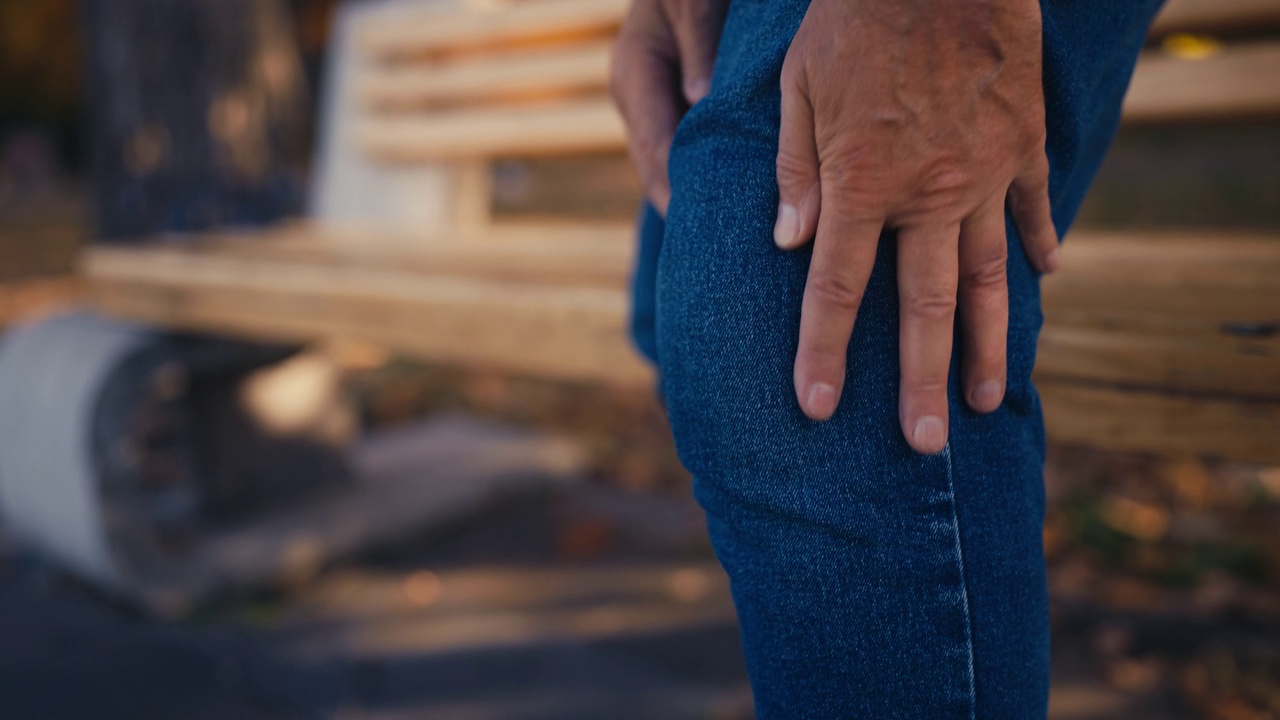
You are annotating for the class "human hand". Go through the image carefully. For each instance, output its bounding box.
[774,0,1062,454]
[610,0,731,215]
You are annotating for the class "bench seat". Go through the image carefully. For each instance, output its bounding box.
[84,226,1280,464]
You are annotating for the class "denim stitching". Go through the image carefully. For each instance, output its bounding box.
[943,444,978,719]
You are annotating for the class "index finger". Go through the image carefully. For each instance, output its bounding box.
[794,209,883,421]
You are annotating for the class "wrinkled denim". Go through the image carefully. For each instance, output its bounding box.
[629,1,1164,717]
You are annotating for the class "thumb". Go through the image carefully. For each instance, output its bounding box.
[665,0,730,104]
[774,57,820,251]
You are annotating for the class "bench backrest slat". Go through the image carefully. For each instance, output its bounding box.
[360,97,624,161]
[359,0,628,60]
[1152,0,1280,36]
[1124,42,1280,122]
[360,40,613,110]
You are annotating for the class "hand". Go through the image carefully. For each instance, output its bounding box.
[610,0,731,215]
[774,0,1062,454]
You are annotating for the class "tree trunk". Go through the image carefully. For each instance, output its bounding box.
[82,0,310,241]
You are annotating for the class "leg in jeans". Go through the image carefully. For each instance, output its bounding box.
[630,0,1164,716]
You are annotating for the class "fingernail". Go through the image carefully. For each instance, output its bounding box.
[972,380,1003,411]
[912,416,946,453]
[685,78,711,104]
[774,204,799,249]
[1044,248,1061,273]
[805,383,837,419]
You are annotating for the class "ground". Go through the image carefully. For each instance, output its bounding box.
[0,186,1277,719]
[2,466,1276,719]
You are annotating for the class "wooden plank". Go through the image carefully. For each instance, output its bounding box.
[125,221,636,285]
[1035,326,1280,400]
[105,228,1280,315]
[349,49,1280,159]
[348,10,1273,162]
[358,0,628,60]
[1124,42,1280,122]
[85,226,1278,387]
[1043,285,1278,336]
[355,0,1279,61]
[1044,231,1280,334]
[453,160,495,228]
[358,0,1280,61]
[360,41,613,110]
[1043,229,1279,456]
[1151,0,1280,36]
[82,224,1279,466]
[360,97,626,160]
[1040,381,1280,464]
[1057,232,1280,289]
[83,243,654,388]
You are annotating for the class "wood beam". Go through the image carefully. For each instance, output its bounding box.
[359,98,626,160]
[1151,0,1280,36]
[358,0,628,60]
[1124,42,1280,122]
[1040,381,1280,464]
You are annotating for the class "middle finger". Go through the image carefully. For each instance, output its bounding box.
[897,223,961,455]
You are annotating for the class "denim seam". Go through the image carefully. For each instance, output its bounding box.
[943,444,978,720]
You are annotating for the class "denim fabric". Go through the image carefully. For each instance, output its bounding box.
[630,203,665,366]
[629,1,1164,717]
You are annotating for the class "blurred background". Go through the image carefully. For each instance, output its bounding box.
[0,0,1277,718]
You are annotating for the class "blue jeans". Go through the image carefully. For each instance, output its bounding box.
[630,1,1164,717]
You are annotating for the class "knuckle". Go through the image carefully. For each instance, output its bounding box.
[775,148,816,190]
[808,272,865,313]
[914,163,972,211]
[1017,164,1050,195]
[818,154,888,211]
[922,163,970,195]
[961,254,1008,291]
[819,151,872,189]
[1020,179,1049,200]
[1020,124,1049,154]
[905,376,949,398]
[814,154,885,203]
[1009,180,1050,222]
[904,288,957,321]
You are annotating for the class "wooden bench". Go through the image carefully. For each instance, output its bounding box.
[84,0,1280,464]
